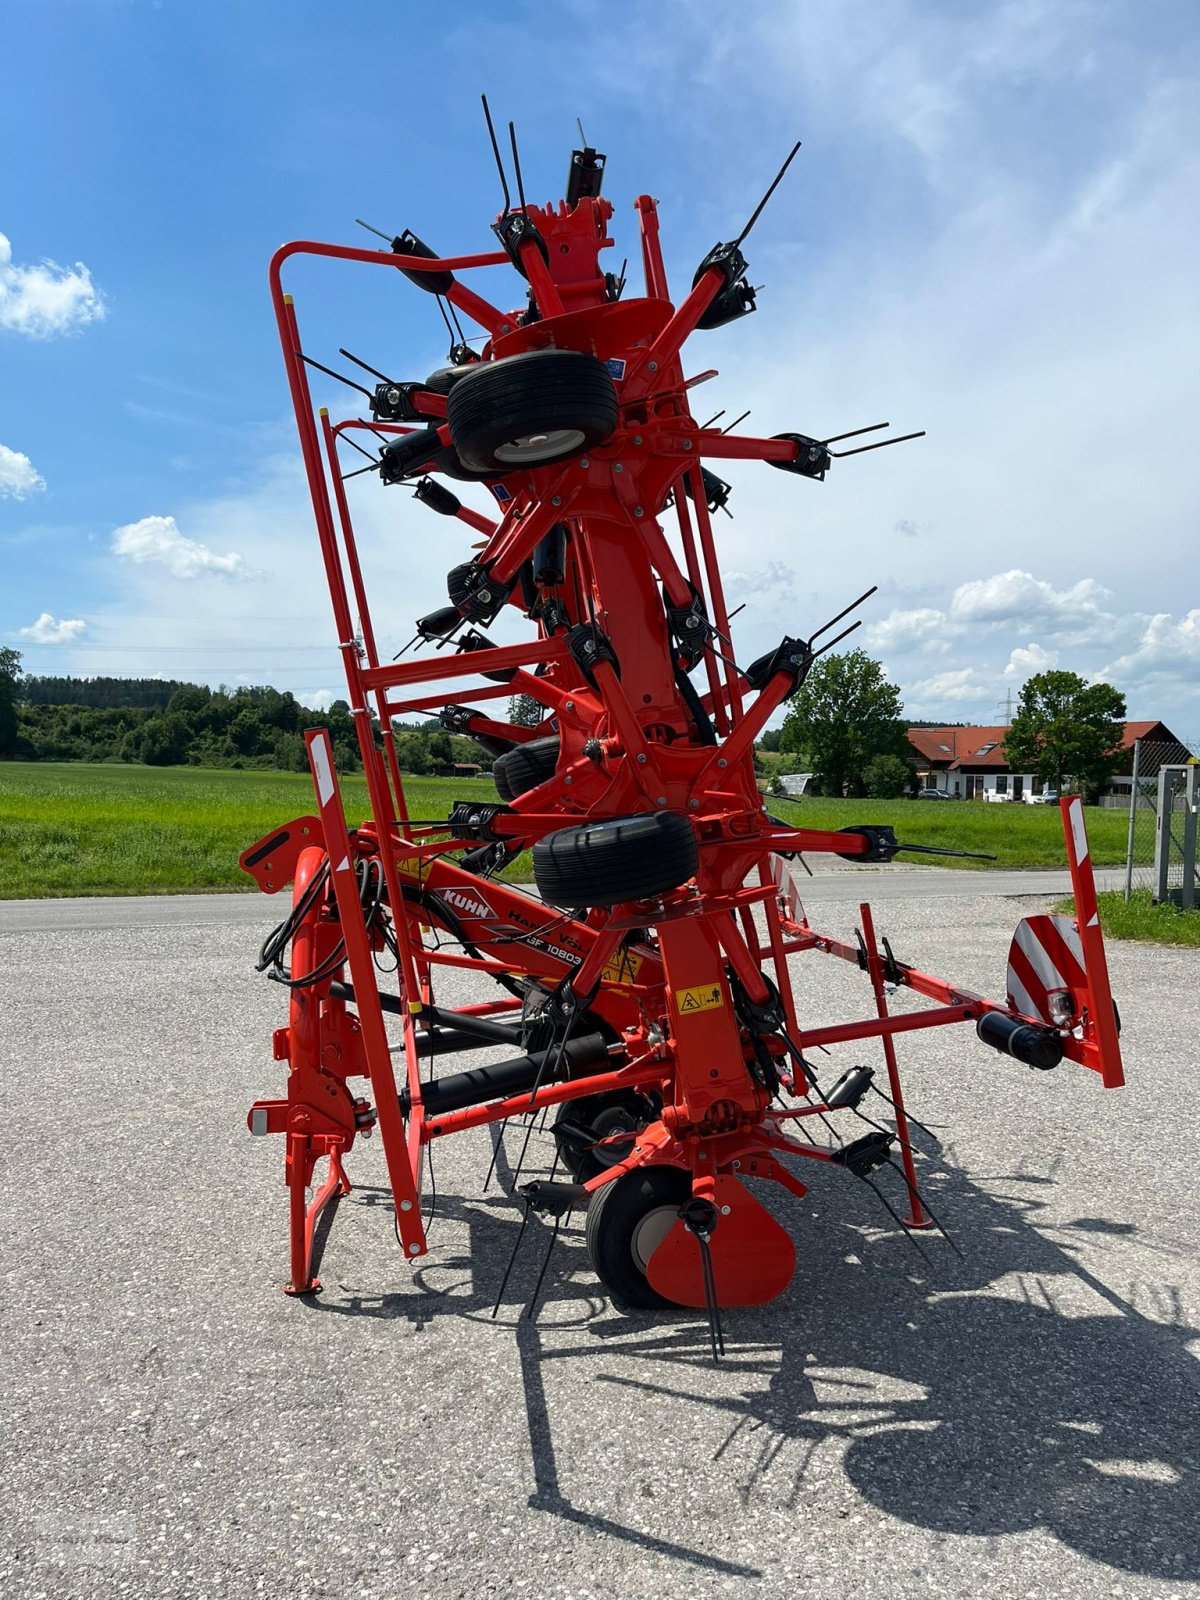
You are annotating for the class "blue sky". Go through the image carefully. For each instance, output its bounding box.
[2,0,1197,730]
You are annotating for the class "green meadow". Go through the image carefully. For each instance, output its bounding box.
[0,763,1129,898]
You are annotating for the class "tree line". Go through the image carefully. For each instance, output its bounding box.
[775,648,1129,799]
[0,645,1129,795]
[0,652,490,774]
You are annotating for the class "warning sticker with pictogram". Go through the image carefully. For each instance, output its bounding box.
[674,984,725,1014]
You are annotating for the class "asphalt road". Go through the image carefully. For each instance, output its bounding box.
[0,862,1126,936]
[1,884,1196,1600]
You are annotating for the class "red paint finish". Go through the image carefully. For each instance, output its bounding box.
[240,131,1127,1313]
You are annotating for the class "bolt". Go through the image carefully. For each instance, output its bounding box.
[633,505,644,517]
[386,387,402,405]
[636,753,647,764]
[633,434,643,445]
[565,700,575,711]
[717,758,728,769]
[688,799,700,810]
[564,775,573,785]
[699,1148,709,1157]
[720,1205,731,1216]
[732,1159,742,1170]
[613,462,623,473]
[478,590,492,604]
[551,495,562,506]
[400,1199,412,1212]
[686,616,700,629]
[579,457,590,468]
[656,796,667,806]
[501,324,511,333]
[648,361,658,372]
[682,440,693,450]
[408,1242,421,1255]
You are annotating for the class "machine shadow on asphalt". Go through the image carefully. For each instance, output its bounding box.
[295,1131,1199,1588]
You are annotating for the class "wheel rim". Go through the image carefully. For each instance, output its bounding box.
[494,427,586,464]
[590,1110,637,1170]
[630,1204,680,1274]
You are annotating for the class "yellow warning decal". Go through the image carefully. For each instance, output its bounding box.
[601,949,644,987]
[674,984,725,1015]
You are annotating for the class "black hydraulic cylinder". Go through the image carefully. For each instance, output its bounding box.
[329,984,523,1050]
[976,1011,1063,1071]
[404,1032,617,1117]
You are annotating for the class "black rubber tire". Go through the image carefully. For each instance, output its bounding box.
[433,444,494,483]
[532,812,698,908]
[423,364,479,395]
[419,368,495,479]
[585,1165,691,1310]
[446,349,619,472]
[493,735,559,801]
[553,1089,659,1182]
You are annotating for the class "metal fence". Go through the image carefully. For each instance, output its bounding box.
[1124,738,1200,904]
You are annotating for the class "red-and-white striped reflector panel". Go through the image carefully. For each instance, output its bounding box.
[1007,913,1088,1027]
[770,853,806,929]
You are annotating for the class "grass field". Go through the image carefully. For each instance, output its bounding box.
[0,764,508,898]
[0,763,1130,899]
[1056,889,1200,948]
[766,792,1129,870]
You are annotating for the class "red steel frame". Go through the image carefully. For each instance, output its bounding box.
[244,158,1125,1305]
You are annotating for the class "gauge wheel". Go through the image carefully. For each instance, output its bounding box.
[585,1165,691,1310]
[446,348,618,472]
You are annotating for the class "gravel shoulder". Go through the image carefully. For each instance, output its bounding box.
[1,888,1196,1600]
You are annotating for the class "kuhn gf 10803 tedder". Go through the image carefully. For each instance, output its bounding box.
[242,107,1124,1341]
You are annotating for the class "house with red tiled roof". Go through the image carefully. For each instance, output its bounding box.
[905,721,1188,802]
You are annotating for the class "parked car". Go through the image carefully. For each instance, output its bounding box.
[916,788,948,800]
[1030,789,1060,805]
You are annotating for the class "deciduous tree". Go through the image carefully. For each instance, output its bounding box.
[1003,671,1126,797]
[780,649,905,796]
[0,647,22,754]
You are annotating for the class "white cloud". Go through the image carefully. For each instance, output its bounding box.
[907,666,993,705]
[300,689,338,712]
[866,606,952,653]
[1102,611,1200,688]
[0,442,45,499]
[19,612,86,645]
[110,514,250,580]
[723,561,801,616]
[0,232,105,338]
[1004,641,1060,679]
[949,570,1110,635]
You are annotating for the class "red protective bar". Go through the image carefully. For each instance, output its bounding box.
[304,730,425,1253]
[797,1001,983,1052]
[635,195,669,301]
[319,408,408,827]
[270,239,511,338]
[1061,796,1124,1088]
[364,636,567,693]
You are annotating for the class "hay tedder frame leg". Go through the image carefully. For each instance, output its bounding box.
[243,115,1124,1322]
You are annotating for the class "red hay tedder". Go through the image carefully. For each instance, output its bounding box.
[243,109,1123,1345]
